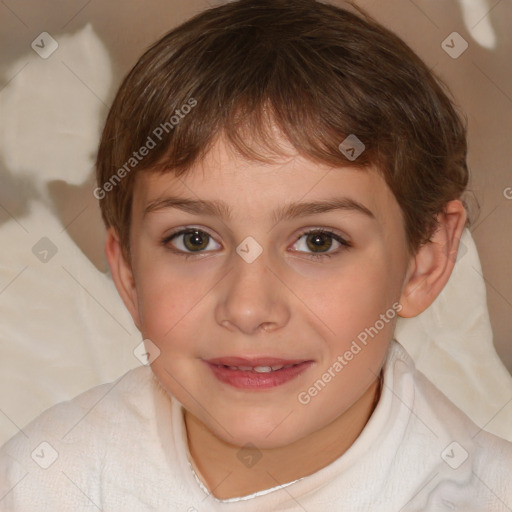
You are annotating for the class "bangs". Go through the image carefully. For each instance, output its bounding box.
[122,12,384,178]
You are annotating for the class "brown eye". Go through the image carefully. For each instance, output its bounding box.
[164,229,220,253]
[306,232,333,252]
[291,229,351,260]
[182,230,209,251]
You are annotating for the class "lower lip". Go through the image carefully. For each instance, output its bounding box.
[205,361,313,390]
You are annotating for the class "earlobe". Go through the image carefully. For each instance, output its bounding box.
[104,227,142,330]
[398,200,467,318]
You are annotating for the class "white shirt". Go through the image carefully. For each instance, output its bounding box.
[1,341,511,511]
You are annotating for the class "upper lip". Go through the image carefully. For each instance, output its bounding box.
[205,357,310,367]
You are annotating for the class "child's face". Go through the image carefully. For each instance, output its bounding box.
[126,138,411,449]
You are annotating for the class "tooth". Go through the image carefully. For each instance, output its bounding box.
[223,364,297,372]
[253,366,273,373]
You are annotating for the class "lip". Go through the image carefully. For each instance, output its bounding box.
[203,358,314,390]
[205,356,307,367]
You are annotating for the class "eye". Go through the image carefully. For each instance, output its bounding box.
[161,227,350,260]
[290,229,351,259]
[162,229,221,254]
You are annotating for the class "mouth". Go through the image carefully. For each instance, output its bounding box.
[203,357,314,389]
[218,363,300,373]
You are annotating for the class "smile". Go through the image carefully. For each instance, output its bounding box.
[204,360,313,390]
[221,363,299,372]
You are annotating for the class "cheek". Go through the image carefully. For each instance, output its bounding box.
[134,261,192,341]
[133,255,223,359]
[299,252,400,384]
[300,255,400,334]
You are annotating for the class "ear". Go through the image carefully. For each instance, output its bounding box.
[398,200,467,318]
[104,227,142,330]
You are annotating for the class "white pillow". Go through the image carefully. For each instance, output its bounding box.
[395,228,512,441]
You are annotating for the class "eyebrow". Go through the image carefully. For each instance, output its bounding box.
[143,195,375,223]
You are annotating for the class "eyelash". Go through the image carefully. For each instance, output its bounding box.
[160,228,351,261]
[292,228,351,260]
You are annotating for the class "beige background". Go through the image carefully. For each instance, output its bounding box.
[0,0,511,372]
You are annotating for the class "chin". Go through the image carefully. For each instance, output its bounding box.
[209,410,308,450]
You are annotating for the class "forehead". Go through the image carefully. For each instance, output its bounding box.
[132,138,403,227]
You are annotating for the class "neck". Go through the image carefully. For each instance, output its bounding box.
[184,374,382,500]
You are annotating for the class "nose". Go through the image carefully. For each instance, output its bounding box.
[214,252,290,335]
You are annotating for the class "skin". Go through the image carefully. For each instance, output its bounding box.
[105,137,467,499]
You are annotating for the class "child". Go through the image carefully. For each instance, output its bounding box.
[1,0,511,510]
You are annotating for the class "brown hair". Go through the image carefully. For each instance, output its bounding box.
[95,0,468,263]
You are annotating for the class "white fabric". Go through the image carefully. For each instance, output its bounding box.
[1,341,511,511]
[0,23,511,451]
[395,228,512,441]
